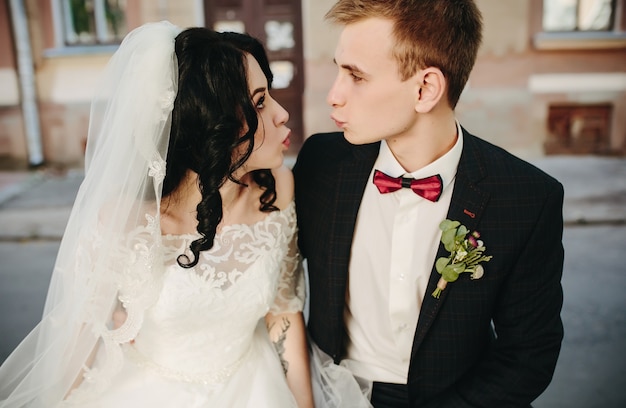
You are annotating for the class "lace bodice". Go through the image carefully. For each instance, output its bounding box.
[126,201,305,381]
[112,201,303,382]
[63,201,305,406]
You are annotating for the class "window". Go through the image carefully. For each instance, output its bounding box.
[60,0,128,46]
[534,0,626,50]
[543,0,615,31]
[545,104,613,155]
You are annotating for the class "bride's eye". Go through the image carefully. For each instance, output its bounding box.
[255,95,266,110]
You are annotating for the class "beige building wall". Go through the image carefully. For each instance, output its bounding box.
[457,0,542,158]
[30,0,201,168]
[465,0,626,158]
[138,0,203,28]
[0,0,25,165]
[302,0,341,139]
[2,0,624,168]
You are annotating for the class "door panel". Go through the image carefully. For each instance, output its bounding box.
[204,0,304,153]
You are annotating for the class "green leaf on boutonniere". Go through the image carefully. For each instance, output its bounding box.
[442,263,465,282]
[439,219,460,231]
[456,225,469,239]
[432,219,493,299]
[435,257,451,273]
[441,229,457,251]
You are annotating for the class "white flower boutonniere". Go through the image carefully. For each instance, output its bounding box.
[432,219,493,298]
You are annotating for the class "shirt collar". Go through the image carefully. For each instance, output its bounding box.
[374,121,464,192]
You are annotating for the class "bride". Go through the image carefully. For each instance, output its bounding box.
[0,21,313,407]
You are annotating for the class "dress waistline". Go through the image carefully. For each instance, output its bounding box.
[124,343,250,385]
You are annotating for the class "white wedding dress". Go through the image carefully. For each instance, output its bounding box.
[62,202,304,407]
[0,22,372,407]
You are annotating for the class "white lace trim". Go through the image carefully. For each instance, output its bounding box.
[160,201,304,311]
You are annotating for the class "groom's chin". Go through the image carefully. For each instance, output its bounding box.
[342,130,379,146]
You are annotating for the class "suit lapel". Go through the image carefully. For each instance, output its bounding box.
[326,140,380,327]
[411,132,491,357]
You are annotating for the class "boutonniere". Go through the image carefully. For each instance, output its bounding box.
[432,219,492,298]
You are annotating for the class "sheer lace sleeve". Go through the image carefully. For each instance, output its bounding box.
[269,202,305,315]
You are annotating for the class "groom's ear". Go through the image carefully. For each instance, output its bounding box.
[414,67,447,113]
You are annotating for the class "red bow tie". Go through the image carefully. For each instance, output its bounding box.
[373,170,443,202]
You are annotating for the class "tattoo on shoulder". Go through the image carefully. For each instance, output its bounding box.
[269,317,291,374]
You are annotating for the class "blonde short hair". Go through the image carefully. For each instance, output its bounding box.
[326,0,483,108]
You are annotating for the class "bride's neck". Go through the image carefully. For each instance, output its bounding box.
[160,171,259,234]
[220,174,252,209]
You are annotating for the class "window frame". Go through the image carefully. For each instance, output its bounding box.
[44,0,127,57]
[544,103,614,155]
[533,0,626,50]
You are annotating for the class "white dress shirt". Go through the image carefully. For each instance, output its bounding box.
[342,123,464,383]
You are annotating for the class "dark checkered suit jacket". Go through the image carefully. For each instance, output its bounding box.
[293,129,564,407]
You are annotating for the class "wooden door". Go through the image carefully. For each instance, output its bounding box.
[204,0,304,154]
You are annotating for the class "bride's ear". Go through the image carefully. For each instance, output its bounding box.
[414,67,447,113]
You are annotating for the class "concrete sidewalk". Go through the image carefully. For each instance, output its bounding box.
[532,156,626,225]
[0,168,83,240]
[0,155,624,240]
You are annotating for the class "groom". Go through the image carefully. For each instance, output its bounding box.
[293,0,564,407]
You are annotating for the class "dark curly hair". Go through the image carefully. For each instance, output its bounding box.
[220,31,278,212]
[162,28,278,268]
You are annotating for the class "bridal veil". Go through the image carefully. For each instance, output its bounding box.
[0,21,181,406]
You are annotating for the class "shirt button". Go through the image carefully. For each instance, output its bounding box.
[398,273,405,280]
[398,323,407,331]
